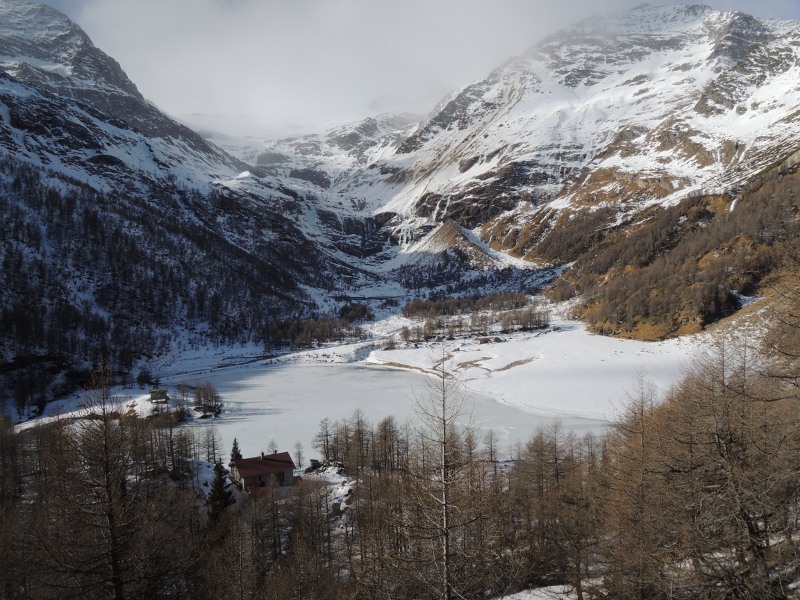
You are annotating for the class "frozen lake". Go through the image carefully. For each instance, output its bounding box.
[180,362,610,463]
[20,316,700,466]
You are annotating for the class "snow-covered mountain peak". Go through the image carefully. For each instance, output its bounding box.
[557,3,715,37]
[0,0,259,194]
[529,4,776,89]
[0,0,141,98]
[0,0,87,55]
[363,3,800,251]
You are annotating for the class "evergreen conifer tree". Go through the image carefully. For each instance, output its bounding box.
[230,437,243,462]
[207,462,235,522]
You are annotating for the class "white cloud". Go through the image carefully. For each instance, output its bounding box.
[41,0,800,131]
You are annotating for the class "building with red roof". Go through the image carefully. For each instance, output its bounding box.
[230,451,296,492]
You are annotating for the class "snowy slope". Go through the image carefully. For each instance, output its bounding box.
[2,0,799,398]
[0,0,368,388]
[380,4,800,222]
[202,4,800,278]
[0,73,237,193]
[0,0,254,193]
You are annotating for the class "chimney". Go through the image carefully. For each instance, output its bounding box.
[261,451,265,460]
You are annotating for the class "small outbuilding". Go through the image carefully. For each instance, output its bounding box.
[230,451,296,492]
[475,336,503,344]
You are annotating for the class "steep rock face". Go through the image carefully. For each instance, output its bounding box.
[0,73,223,192]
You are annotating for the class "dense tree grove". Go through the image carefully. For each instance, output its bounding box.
[262,304,373,351]
[397,293,550,343]
[2,273,798,599]
[0,367,205,599]
[403,291,529,319]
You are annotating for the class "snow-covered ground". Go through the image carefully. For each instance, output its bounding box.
[495,587,576,600]
[14,308,704,464]
[367,317,697,422]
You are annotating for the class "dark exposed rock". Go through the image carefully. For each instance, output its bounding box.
[410,161,554,230]
[256,151,290,166]
[315,209,391,257]
[289,168,331,189]
[459,156,480,173]
[415,192,444,218]
[373,212,398,227]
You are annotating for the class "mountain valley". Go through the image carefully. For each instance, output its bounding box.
[3,2,800,598]
[1,0,799,397]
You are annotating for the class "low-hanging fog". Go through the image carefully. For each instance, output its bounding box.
[42,0,800,135]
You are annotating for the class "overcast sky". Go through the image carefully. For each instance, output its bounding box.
[41,0,800,135]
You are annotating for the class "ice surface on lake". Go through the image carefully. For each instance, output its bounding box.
[181,362,608,462]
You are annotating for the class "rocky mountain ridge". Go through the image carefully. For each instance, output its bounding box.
[367,4,800,247]
[0,0,372,390]
[210,4,800,273]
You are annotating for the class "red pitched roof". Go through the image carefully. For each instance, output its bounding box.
[232,451,295,479]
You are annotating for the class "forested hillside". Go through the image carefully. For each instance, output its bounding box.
[2,1,800,595]
[539,154,800,339]
[0,155,337,404]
